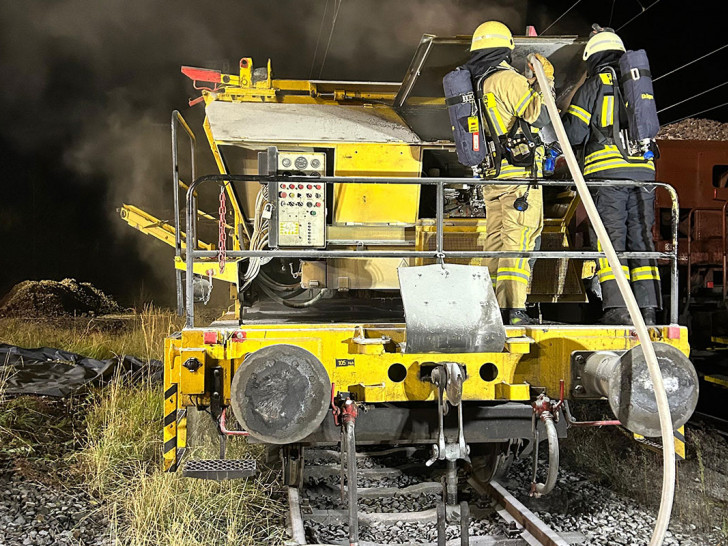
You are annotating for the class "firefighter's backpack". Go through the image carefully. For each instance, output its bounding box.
[618,49,659,142]
[443,68,486,167]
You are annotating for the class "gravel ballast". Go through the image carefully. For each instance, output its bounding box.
[0,468,111,546]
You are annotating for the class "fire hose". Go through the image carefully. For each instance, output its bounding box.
[529,55,674,546]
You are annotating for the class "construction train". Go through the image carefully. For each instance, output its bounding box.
[120,31,708,539]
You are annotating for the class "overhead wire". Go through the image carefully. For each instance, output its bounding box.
[309,0,331,79]
[658,80,728,114]
[654,42,728,82]
[664,101,728,126]
[616,0,660,31]
[608,0,617,27]
[540,0,584,35]
[317,0,343,79]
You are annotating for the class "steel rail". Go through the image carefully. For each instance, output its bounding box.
[290,446,577,545]
[184,174,679,328]
[468,478,569,546]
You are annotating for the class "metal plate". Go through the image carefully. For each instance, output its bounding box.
[230,345,331,444]
[398,264,506,353]
[206,101,421,144]
[182,459,256,480]
[608,343,699,438]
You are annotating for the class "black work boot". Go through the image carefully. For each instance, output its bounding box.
[509,308,537,325]
[641,307,657,325]
[600,307,631,325]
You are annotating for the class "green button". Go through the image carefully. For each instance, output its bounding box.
[311,211,316,215]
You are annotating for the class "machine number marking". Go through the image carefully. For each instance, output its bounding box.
[336,358,355,367]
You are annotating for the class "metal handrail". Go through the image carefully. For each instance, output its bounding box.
[686,204,728,303]
[171,111,196,316]
[184,174,679,328]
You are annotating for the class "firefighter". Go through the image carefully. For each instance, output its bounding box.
[562,25,661,324]
[467,21,554,325]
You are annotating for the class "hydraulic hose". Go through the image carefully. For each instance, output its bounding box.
[532,413,559,497]
[529,55,675,546]
[257,282,325,308]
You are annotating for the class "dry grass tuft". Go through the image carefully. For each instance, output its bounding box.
[79,379,286,545]
[0,305,182,362]
[2,310,287,545]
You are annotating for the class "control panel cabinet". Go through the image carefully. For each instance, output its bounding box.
[267,151,327,249]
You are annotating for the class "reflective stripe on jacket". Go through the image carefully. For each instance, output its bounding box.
[562,70,655,180]
[480,61,545,178]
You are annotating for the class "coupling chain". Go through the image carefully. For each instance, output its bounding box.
[218,185,227,273]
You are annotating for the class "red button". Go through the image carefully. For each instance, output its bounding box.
[315,202,321,207]
[298,184,303,189]
[315,184,321,190]
[280,192,287,198]
[307,184,312,189]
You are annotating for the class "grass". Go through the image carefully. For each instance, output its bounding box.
[0,304,180,362]
[560,404,728,539]
[0,308,288,546]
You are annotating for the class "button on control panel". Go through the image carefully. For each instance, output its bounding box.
[271,152,326,248]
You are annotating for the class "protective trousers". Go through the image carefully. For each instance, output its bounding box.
[590,186,661,309]
[482,184,543,309]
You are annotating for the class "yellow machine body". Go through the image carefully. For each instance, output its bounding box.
[116,35,694,472]
[163,323,689,470]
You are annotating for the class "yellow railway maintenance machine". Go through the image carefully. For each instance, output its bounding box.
[122,34,698,541]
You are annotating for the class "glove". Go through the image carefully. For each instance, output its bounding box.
[529,53,554,81]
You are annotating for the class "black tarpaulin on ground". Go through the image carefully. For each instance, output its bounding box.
[0,344,162,397]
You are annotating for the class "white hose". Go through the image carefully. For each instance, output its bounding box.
[529,55,675,546]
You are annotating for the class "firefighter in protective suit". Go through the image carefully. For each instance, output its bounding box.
[467,21,554,325]
[562,26,661,324]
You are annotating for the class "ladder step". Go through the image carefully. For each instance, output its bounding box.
[182,459,257,480]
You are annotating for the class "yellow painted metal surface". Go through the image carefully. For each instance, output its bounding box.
[179,348,207,394]
[119,204,213,251]
[634,425,686,460]
[705,374,728,389]
[333,143,421,225]
[173,256,239,284]
[164,324,690,409]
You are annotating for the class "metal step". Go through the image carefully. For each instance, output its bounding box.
[182,459,257,480]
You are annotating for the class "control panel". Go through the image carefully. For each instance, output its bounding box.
[269,151,326,248]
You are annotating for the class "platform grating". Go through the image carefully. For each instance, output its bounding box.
[182,459,257,480]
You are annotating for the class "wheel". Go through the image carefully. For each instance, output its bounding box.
[468,442,512,482]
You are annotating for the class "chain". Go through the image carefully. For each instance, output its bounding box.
[218,185,227,273]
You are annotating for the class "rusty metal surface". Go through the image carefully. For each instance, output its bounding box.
[470,479,570,546]
[655,140,728,210]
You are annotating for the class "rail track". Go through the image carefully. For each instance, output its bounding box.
[284,446,584,546]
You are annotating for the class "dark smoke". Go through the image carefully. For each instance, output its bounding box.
[0,0,589,307]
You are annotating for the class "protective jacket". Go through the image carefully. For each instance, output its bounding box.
[481,61,547,179]
[564,52,660,311]
[476,60,546,310]
[562,55,655,180]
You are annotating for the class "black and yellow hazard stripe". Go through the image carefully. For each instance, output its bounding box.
[163,383,179,472]
[633,425,686,461]
[674,426,686,461]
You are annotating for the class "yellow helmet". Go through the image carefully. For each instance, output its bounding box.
[470,21,515,52]
[583,28,625,60]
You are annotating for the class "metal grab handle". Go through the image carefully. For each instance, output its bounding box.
[172,110,196,316]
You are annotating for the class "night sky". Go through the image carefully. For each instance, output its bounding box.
[1,1,725,307]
